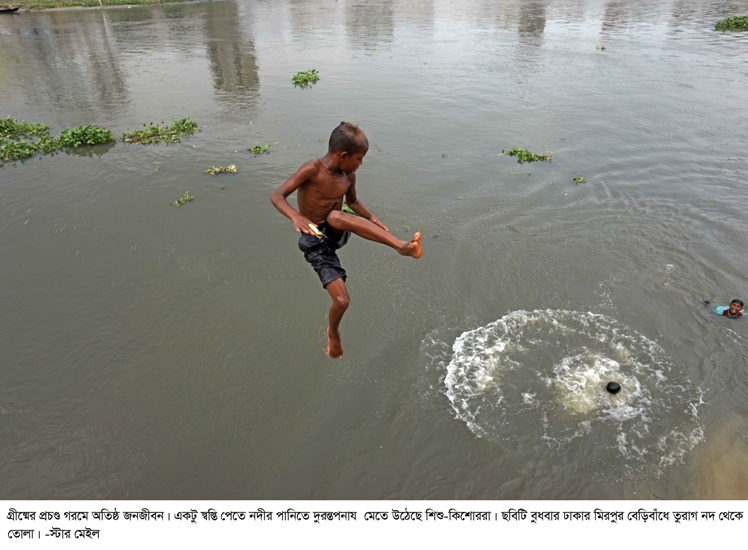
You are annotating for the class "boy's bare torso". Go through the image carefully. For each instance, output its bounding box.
[296,159,353,224]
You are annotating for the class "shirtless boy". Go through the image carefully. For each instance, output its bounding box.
[271,122,422,358]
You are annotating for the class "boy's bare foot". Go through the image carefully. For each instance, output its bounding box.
[326,328,344,358]
[399,231,422,259]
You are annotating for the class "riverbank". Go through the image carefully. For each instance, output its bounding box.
[2,0,190,10]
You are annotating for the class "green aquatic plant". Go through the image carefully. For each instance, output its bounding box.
[249,141,278,155]
[573,173,586,184]
[2,116,201,166]
[715,16,748,31]
[33,135,60,155]
[172,192,195,206]
[499,147,553,164]
[204,165,237,175]
[123,118,200,145]
[0,117,50,140]
[292,69,320,88]
[0,117,53,164]
[249,143,270,155]
[57,125,114,148]
[0,139,37,164]
[1,122,112,163]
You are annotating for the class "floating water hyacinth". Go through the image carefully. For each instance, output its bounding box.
[292,69,319,88]
[204,165,237,175]
[123,118,200,145]
[57,125,114,148]
[715,16,748,31]
[499,147,553,164]
[1,118,113,164]
[249,143,270,155]
[172,192,195,206]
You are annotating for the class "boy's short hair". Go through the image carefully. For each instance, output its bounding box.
[329,121,368,154]
[731,299,744,307]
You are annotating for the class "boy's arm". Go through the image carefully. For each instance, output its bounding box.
[344,177,389,232]
[270,162,320,236]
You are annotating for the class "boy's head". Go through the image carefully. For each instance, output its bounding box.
[729,299,744,315]
[329,122,369,155]
[329,122,368,175]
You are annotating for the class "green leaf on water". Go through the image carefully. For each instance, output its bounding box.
[499,147,553,164]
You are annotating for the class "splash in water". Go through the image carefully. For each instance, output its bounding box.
[443,310,703,480]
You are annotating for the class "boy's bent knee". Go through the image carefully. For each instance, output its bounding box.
[326,209,344,226]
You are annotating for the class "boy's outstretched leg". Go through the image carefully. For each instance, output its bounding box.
[325,278,350,358]
[326,210,422,258]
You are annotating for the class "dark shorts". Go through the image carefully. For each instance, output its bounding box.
[298,222,351,288]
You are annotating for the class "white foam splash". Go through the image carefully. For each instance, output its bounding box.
[443,309,704,479]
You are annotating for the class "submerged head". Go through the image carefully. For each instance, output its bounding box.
[729,299,744,316]
[328,121,368,174]
[606,381,621,394]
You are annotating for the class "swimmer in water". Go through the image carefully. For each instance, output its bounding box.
[270,122,422,359]
[714,299,743,319]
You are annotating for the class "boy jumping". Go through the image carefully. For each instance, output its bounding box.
[271,122,422,358]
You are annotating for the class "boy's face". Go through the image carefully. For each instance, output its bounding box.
[340,149,367,175]
[729,302,743,315]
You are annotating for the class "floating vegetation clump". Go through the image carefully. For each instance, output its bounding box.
[1,117,52,164]
[57,125,114,148]
[172,192,195,206]
[573,174,586,184]
[249,143,270,155]
[249,141,278,155]
[1,139,38,164]
[715,16,748,31]
[0,117,50,140]
[2,116,201,166]
[1,120,112,163]
[204,165,237,175]
[499,147,553,164]
[292,69,320,88]
[123,118,200,145]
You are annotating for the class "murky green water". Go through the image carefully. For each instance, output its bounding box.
[1,0,747,500]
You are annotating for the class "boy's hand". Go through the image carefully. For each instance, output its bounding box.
[370,215,388,232]
[294,216,323,237]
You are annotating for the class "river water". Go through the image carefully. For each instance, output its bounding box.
[1,0,747,500]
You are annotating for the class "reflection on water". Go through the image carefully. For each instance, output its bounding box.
[1,10,131,119]
[346,0,395,50]
[1,0,748,500]
[204,1,259,112]
[0,2,259,124]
